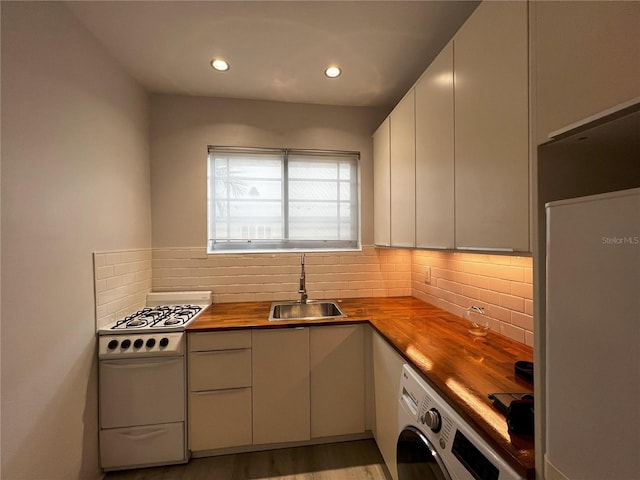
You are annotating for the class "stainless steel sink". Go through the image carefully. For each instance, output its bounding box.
[268,301,347,321]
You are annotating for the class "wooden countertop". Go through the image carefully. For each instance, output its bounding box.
[189,296,535,479]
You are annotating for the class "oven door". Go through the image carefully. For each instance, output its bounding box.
[100,356,185,428]
[397,426,452,480]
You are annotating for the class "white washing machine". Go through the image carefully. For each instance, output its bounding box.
[397,364,524,480]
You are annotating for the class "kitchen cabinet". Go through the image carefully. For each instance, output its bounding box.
[389,89,416,247]
[453,0,529,252]
[188,330,252,452]
[534,1,640,144]
[415,41,455,249]
[252,327,310,444]
[373,118,391,246]
[310,324,365,438]
[372,329,405,480]
[374,1,530,253]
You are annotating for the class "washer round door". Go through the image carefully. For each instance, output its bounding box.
[397,426,452,480]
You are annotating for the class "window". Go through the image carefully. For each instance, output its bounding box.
[207,146,360,253]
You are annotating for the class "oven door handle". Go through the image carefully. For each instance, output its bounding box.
[101,357,182,369]
[118,427,170,441]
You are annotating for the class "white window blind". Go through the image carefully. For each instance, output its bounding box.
[207,147,360,253]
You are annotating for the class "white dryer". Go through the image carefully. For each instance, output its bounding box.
[397,364,524,480]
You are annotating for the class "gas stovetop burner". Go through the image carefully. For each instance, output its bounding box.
[107,304,203,332]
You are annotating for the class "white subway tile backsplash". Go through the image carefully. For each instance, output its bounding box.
[500,322,526,344]
[93,249,152,330]
[499,293,525,312]
[95,265,114,280]
[151,246,413,303]
[511,311,534,331]
[511,281,533,300]
[92,246,533,347]
[525,299,534,316]
[412,250,533,346]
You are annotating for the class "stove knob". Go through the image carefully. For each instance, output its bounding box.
[420,408,442,432]
[121,339,131,349]
[107,339,119,350]
[133,339,143,349]
[159,337,169,347]
[146,338,156,348]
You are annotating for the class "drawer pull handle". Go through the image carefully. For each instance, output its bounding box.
[192,349,249,356]
[193,387,250,395]
[119,428,168,441]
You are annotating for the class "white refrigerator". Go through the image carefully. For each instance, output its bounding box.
[545,187,640,480]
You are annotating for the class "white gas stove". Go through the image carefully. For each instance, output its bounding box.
[99,291,211,334]
[98,291,211,471]
[98,291,211,359]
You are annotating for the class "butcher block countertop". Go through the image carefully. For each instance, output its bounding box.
[188,296,535,479]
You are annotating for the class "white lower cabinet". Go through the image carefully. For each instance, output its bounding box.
[188,325,369,453]
[188,331,252,452]
[372,330,405,480]
[189,388,252,451]
[310,324,365,438]
[252,327,311,444]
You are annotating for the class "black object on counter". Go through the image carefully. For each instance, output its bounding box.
[515,360,534,383]
[507,397,534,436]
[488,392,534,437]
[488,392,533,414]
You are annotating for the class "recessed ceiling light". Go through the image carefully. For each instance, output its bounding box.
[324,66,341,78]
[211,59,229,72]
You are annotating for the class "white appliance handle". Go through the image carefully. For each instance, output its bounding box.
[101,358,182,369]
[119,428,169,441]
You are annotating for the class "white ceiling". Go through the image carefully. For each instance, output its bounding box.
[65,1,479,108]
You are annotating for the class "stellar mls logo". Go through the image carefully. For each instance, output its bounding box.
[601,235,639,245]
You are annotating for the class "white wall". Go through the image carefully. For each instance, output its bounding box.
[1,3,150,479]
[150,94,388,248]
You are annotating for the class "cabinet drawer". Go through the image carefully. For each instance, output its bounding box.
[189,388,252,451]
[189,330,251,352]
[100,422,185,470]
[190,349,251,391]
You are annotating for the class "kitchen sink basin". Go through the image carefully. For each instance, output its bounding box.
[268,301,347,321]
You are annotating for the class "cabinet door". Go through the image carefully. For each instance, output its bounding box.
[372,331,405,480]
[310,324,365,438]
[189,388,252,451]
[534,2,640,144]
[373,118,391,246]
[415,41,455,249]
[390,89,416,247]
[454,1,529,252]
[189,348,251,391]
[252,328,310,445]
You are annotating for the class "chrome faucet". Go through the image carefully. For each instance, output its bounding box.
[298,253,308,304]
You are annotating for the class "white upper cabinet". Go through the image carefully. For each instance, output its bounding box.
[534,1,640,144]
[454,0,529,252]
[373,118,391,246]
[372,0,530,253]
[415,41,455,250]
[389,89,416,247]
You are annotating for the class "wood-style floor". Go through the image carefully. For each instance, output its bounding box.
[104,439,392,480]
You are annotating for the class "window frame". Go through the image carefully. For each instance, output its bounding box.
[207,146,362,254]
